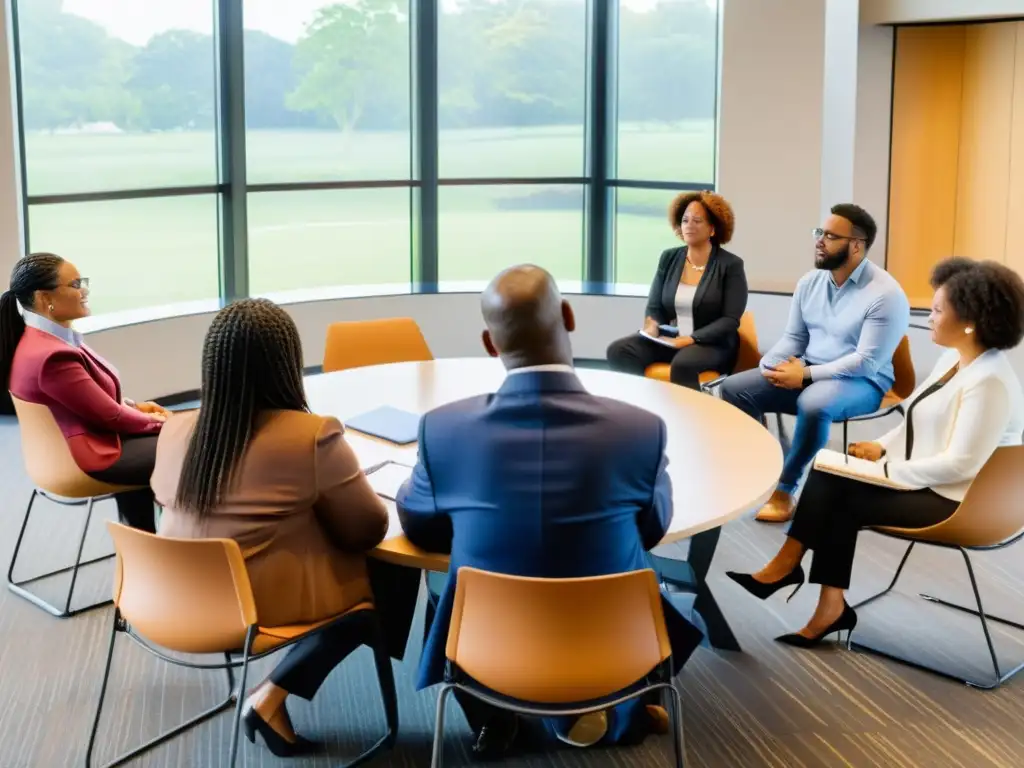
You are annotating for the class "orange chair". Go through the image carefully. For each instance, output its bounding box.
[323,317,433,373]
[849,446,1024,689]
[644,311,759,389]
[8,395,143,618]
[841,335,916,451]
[85,523,397,767]
[431,567,684,767]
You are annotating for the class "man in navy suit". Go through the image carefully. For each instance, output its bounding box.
[396,264,704,757]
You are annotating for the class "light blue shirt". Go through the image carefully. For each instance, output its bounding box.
[761,258,910,392]
[22,310,83,348]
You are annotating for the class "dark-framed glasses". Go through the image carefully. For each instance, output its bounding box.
[812,228,864,243]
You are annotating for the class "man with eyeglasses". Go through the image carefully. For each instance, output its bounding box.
[717,203,910,522]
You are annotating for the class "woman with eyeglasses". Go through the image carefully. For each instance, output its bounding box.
[606,190,749,390]
[726,258,1024,647]
[0,252,168,531]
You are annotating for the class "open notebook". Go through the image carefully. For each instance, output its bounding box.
[365,461,414,501]
[812,449,913,490]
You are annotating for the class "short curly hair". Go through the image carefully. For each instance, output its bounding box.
[930,257,1024,351]
[668,190,735,246]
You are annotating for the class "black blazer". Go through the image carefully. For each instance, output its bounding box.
[645,244,748,350]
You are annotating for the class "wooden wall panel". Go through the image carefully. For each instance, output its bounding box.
[953,23,1016,264]
[1005,22,1024,275]
[887,26,965,306]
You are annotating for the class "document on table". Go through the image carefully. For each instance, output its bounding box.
[812,449,913,490]
[365,460,415,501]
[637,329,677,348]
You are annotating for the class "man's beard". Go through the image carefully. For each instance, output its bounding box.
[815,243,850,271]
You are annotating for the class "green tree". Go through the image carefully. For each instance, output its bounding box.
[244,31,317,129]
[126,30,215,130]
[18,0,136,130]
[287,0,409,134]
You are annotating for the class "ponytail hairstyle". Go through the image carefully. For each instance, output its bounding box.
[0,252,64,388]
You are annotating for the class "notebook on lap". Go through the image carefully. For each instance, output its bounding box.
[344,405,420,445]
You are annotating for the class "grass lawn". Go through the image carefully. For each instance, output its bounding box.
[24,122,715,315]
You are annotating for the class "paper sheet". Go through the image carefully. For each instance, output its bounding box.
[365,461,415,500]
[812,448,912,490]
[637,329,677,348]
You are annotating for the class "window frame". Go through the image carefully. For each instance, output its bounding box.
[10,0,719,317]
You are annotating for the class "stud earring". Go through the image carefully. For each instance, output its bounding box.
[965,327,974,334]
[48,304,54,312]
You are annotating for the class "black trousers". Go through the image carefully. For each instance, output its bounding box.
[87,434,160,534]
[268,559,421,698]
[788,469,959,589]
[606,334,734,391]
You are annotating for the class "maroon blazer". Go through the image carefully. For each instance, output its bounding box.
[9,327,161,473]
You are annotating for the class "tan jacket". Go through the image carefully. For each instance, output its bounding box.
[152,409,389,627]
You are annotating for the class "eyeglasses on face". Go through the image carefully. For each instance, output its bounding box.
[66,277,89,290]
[812,228,865,243]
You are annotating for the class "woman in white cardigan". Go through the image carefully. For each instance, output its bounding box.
[726,257,1024,647]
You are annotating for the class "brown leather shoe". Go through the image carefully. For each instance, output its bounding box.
[755,490,795,523]
[646,705,670,735]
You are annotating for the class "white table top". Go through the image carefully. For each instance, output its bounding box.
[305,358,782,571]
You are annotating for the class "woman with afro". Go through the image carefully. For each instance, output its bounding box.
[726,257,1024,648]
[606,190,748,390]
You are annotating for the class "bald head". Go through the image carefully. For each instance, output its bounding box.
[480,265,574,367]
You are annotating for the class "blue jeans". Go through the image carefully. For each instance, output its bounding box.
[718,368,884,494]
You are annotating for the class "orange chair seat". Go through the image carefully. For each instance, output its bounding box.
[643,364,719,385]
[880,391,903,410]
[251,602,375,654]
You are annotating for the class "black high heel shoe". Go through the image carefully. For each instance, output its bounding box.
[725,565,805,602]
[242,706,319,757]
[774,601,858,648]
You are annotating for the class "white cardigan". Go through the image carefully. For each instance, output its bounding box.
[877,348,1024,501]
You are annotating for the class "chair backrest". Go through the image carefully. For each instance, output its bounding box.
[877,445,1024,547]
[446,568,672,704]
[322,317,433,373]
[11,395,129,498]
[891,335,916,399]
[734,311,760,373]
[106,522,258,654]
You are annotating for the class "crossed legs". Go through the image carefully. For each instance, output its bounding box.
[718,368,884,520]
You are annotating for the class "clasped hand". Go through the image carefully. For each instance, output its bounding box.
[762,357,805,389]
[134,400,171,422]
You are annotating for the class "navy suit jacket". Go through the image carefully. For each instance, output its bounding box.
[396,369,704,692]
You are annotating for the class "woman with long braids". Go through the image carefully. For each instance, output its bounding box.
[2,252,168,531]
[152,298,390,756]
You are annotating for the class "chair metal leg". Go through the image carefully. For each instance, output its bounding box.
[7,490,114,618]
[431,684,454,768]
[663,683,686,768]
[849,545,1024,689]
[850,541,915,612]
[227,628,256,768]
[87,621,240,768]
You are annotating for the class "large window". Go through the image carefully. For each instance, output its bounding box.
[11,0,719,317]
[613,0,719,284]
[16,0,220,315]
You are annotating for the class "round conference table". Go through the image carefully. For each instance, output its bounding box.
[305,358,783,573]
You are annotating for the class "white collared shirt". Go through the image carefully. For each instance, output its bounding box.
[22,309,83,348]
[506,363,576,376]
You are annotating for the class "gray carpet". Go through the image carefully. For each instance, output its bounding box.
[3,412,1024,768]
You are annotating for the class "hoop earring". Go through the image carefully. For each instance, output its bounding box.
[48,304,54,312]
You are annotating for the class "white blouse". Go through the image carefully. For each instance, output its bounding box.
[877,348,1024,501]
[673,283,697,336]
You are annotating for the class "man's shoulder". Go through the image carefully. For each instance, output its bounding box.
[588,394,665,435]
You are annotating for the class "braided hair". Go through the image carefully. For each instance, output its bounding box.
[0,252,64,389]
[174,298,309,517]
